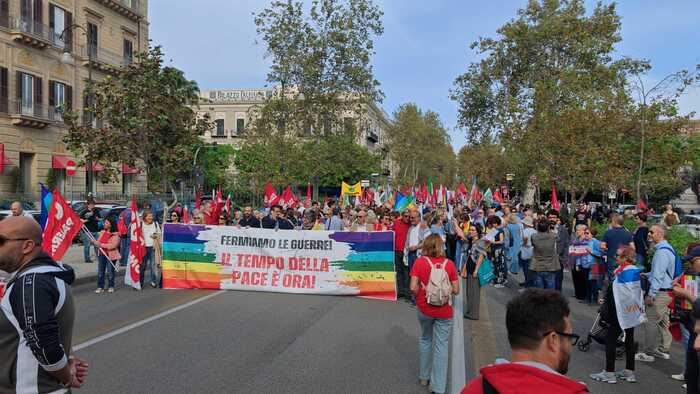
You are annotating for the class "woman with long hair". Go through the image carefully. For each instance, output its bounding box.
[410,234,459,394]
[461,224,487,320]
[91,217,121,293]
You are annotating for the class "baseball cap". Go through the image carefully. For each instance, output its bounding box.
[684,246,700,262]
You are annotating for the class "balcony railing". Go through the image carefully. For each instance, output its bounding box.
[79,45,130,70]
[9,17,53,48]
[93,0,142,20]
[8,100,51,128]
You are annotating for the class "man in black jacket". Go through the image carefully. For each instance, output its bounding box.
[238,206,261,228]
[0,217,88,392]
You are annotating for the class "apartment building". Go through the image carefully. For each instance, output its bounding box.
[0,0,148,200]
[197,88,394,176]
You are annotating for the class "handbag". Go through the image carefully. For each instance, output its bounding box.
[477,258,497,286]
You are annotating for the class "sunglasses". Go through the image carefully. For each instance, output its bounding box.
[0,236,29,246]
[545,331,580,346]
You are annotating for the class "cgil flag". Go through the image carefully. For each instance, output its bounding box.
[125,199,145,290]
[264,183,280,207]
[341,181,362,197]
[41,189,82,261]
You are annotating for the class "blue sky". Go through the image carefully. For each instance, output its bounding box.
[150,0,700,151]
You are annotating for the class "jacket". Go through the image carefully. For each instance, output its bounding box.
[461,362,588,394]
[530,232,560,272]
[95,231,122,261]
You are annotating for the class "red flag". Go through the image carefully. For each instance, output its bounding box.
[42,189,82,261]
[637,199,648,211]
[305,183,312,208]
[117,214,128,236]
[550,184,561,212]
[264,183,280,207]
[280,186,294,209]
[126,199,145,290]
[493,189,503,203]
[458,182,468,197]
[212,189,224,220]
[195,189,201,210]
[183,206,189,224]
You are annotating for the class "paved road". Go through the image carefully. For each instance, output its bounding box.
[466,272,687,393]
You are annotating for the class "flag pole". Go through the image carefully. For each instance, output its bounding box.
[81,226,118,271]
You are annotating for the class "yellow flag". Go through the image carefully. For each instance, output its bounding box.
[341,181,362,196]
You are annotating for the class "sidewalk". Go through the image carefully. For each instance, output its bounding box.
[60,244,116,286]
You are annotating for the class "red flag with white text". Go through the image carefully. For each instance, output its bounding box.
[42,189,82,261]
[125,199,145,290]
[264,183,280,207]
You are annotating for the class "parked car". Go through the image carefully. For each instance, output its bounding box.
[678,215,700,238]
[0,201,34,211]
[0,210,40,222]
[616,204,637,214]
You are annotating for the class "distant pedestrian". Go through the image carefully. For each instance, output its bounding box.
[601,214,634,281]
[662,204,680,228]
[410,234,459,394]
[10,201,33,218]
[91,217,121,294]
[530,219,560,290]
[140,210,161,289]
[519,217,537,288]
[393,210,411,300]
[462,224,487,320]
[80,199,100,263]
[633,213,650,267]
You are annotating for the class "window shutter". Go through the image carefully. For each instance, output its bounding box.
[34,0,42,24]
[16,71,22,102]
[20,0,29,21]
[64,12,72,51]
[48,80,55,107]
[0,67,7,113]
[48,4,54,30]
[0,0,9,28]
[66,84,72,110]
[34,76,42,110]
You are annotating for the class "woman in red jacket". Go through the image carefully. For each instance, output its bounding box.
[92,217,121,294]
[410,234,459,394]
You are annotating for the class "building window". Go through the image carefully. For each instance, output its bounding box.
[1,0,9,29]
[20,0,43,35]
[49,81,71,121]
[19,152,34,194]
[16,71,42,117]
[123,39,133,65]
[0,67,7,113]
[213,119,225,137]
[122,173,133,195]
[87,22,98,59]
[236,118,245,134]
[49,4,71,49]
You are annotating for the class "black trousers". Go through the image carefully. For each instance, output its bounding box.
[606,322,634,372]
[394,251,409,298]
[687,331,699,394]
[572,267,589,299]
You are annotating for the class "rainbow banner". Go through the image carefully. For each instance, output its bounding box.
[162,224,396,300]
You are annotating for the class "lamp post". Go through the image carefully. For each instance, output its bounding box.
[59,24,95,197]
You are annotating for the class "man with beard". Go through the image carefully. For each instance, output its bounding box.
[238,206,261,228]
[461,289,587,393]
[0,217,89,392]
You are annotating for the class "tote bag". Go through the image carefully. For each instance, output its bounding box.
[477,258,497,286]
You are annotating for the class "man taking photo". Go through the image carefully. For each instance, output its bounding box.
[0,217,88,392]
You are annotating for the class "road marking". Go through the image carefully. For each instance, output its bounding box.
[73,290,225,351]
[450,285,467,393]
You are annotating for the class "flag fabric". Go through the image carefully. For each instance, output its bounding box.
[41,189,82,261]
[394,193,414,213]
[264,183,280,207]
[195,189,201,210]
[183,206,189,224]
[39,183,53,231]
[225,194,231,214]
[117,215,128,237]
[125,200,145,290]
[483,188,493,207]
[612,264,647,330]
[468,176,482,205]
[427,177,434,198]
[493,189,503,204]
[305,183,312,208]
[341,181,362,196]
[551,184,561,212]
[637,199,648,211]
[458,182,468,198]
[212,189,224,219]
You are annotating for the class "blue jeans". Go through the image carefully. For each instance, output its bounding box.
[519,257,531,287]
[408,251,418,274]
[97,255,116,289]
[82,231,99,262]
[417,310,452,394]
[140,247,157,287]
[532,271,556,290]
[454,240,463,272]
[120,237,130,267]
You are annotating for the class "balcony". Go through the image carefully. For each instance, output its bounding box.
[9,17,53,49]
[93,0,142,21]
[366,131,379,143]
[8,100,51,128]
[79,45,129,73]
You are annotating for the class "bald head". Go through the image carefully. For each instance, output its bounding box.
[0,216,42,243]
[10,201,23,216]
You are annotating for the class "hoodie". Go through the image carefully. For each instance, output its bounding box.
[0,252,76,393]
[461,360,588,394]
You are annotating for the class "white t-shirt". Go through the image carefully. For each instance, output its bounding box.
[141,222,160,247]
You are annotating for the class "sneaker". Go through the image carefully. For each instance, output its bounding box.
[107,287,115,293]
[634,352,655,362]
[649,349,670,360]
[150,281,157,288]
[616,370,637,383]
[494,283,505,289]
[670,374,685,381]
[590,371,617,384]
[94,288,103,294]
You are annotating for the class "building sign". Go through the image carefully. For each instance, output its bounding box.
[205,89,273,103]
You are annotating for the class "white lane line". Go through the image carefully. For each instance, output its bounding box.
[73,290,225,352]
[450,284,467,393]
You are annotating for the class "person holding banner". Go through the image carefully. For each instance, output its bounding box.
[590,245,643,384]
[410,234,459,394]
[91,217,121,293]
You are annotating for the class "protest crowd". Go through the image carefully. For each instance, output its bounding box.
[3,178,700,394]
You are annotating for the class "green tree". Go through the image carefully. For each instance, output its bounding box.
[388,103,456,186]
[457,137,509,188]
[200,145,236,192]
[63,46,210,194]
[252,0,384,136]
